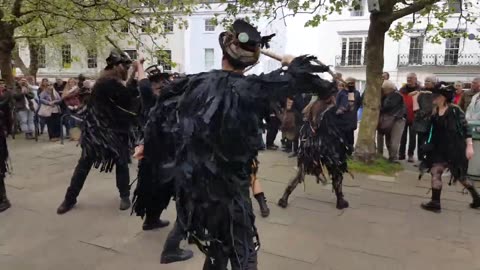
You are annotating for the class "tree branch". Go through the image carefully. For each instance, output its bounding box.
[12,47,30,76]
[12,0,23,17]
[389,0,440,22]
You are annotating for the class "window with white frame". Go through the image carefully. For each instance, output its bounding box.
[444,37,460,65]
[164,19,174,32]
[204,48,214,70]
[350,0,364,16]
[61,44,72,68]
[87,49,97,69]
[124,50,137,60]
[340,37,366,66]
[157,50,172,71]
[408,36,424,65]
[37,44,46,68]
[205,18,215,32]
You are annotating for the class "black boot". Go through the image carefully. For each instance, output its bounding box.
[466,186,480,209]
[254,192,270,218]
[0,197,10,212]
[335,190,349,210]
[119,196,131,211]
[278,196,289,208]
[57,199,76,215]
[160,223,194,264]
[421,188,441,213]
[161,248,194,264]
[0,175,10,213]
[143,211,170,231]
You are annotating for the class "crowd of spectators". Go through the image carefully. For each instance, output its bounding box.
[7,75,93,142]
[261,72,480,165]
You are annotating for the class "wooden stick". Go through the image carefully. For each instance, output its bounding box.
[260,49,339,80]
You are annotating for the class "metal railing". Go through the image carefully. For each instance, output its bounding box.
[397,53,480,67]
[335,55,366,67]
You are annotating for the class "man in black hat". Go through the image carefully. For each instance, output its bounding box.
[134,19,334,269]
[56,49,141,215]
[0,79,13,212]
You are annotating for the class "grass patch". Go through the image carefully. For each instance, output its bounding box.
[348,157,404,176]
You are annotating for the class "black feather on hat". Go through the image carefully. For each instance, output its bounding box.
[432,81,455,102]
[145,64,170,82]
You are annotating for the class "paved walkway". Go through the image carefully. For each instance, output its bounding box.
[1,137,480,270]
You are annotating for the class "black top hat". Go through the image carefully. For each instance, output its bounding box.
[231,20,262,51]
[105,49,132,69]
[432,81,455,102]
[145,65,170,82]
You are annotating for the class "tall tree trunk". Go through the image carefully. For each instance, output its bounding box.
[0,30,15,87]
[354,14,391,162]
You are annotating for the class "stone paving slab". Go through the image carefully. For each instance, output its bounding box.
[2,138,480,269]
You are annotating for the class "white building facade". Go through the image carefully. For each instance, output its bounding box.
[15,3,287,80]
[284,0,480,90]
[16,0,479,86]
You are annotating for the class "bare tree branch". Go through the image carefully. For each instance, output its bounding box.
[389,0,441,22]
[12,0,23,17]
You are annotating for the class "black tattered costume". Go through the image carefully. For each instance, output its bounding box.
[278,92,352,210]
[0,83,13,212]
[57,50,140,214]
[133,20,334,269]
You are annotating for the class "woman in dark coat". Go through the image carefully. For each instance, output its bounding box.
[377,80,406,162]
[420,83,480,213]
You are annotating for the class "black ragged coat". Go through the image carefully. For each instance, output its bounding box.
[298,101,350,187]
[137,56,335,265]
[80,77,141,172]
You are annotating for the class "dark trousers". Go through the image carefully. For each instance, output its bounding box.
[0,173,5,197]
[202,203,258,270]
[292,134,299,153]
[46,113,61,139]
[0,136,7,196]
[266,117,280,147]
[202,234,257,270]
[399,123,416,158]
[144,184,173,223]
[64,151,130,203]
[417,132,428,161]
[343,129,355,155]
[163,219,187,251]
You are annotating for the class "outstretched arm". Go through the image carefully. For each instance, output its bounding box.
[245,55,335,104]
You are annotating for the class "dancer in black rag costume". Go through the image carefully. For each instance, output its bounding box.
[134,19,334,269]
[278,88,352,210]
[419,82,480,213]
[132,61,194,264]
[56,49,141,214]
[0,79,13,212]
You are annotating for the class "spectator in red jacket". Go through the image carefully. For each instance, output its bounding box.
[453,81,464,105]
[398,73,421,162]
